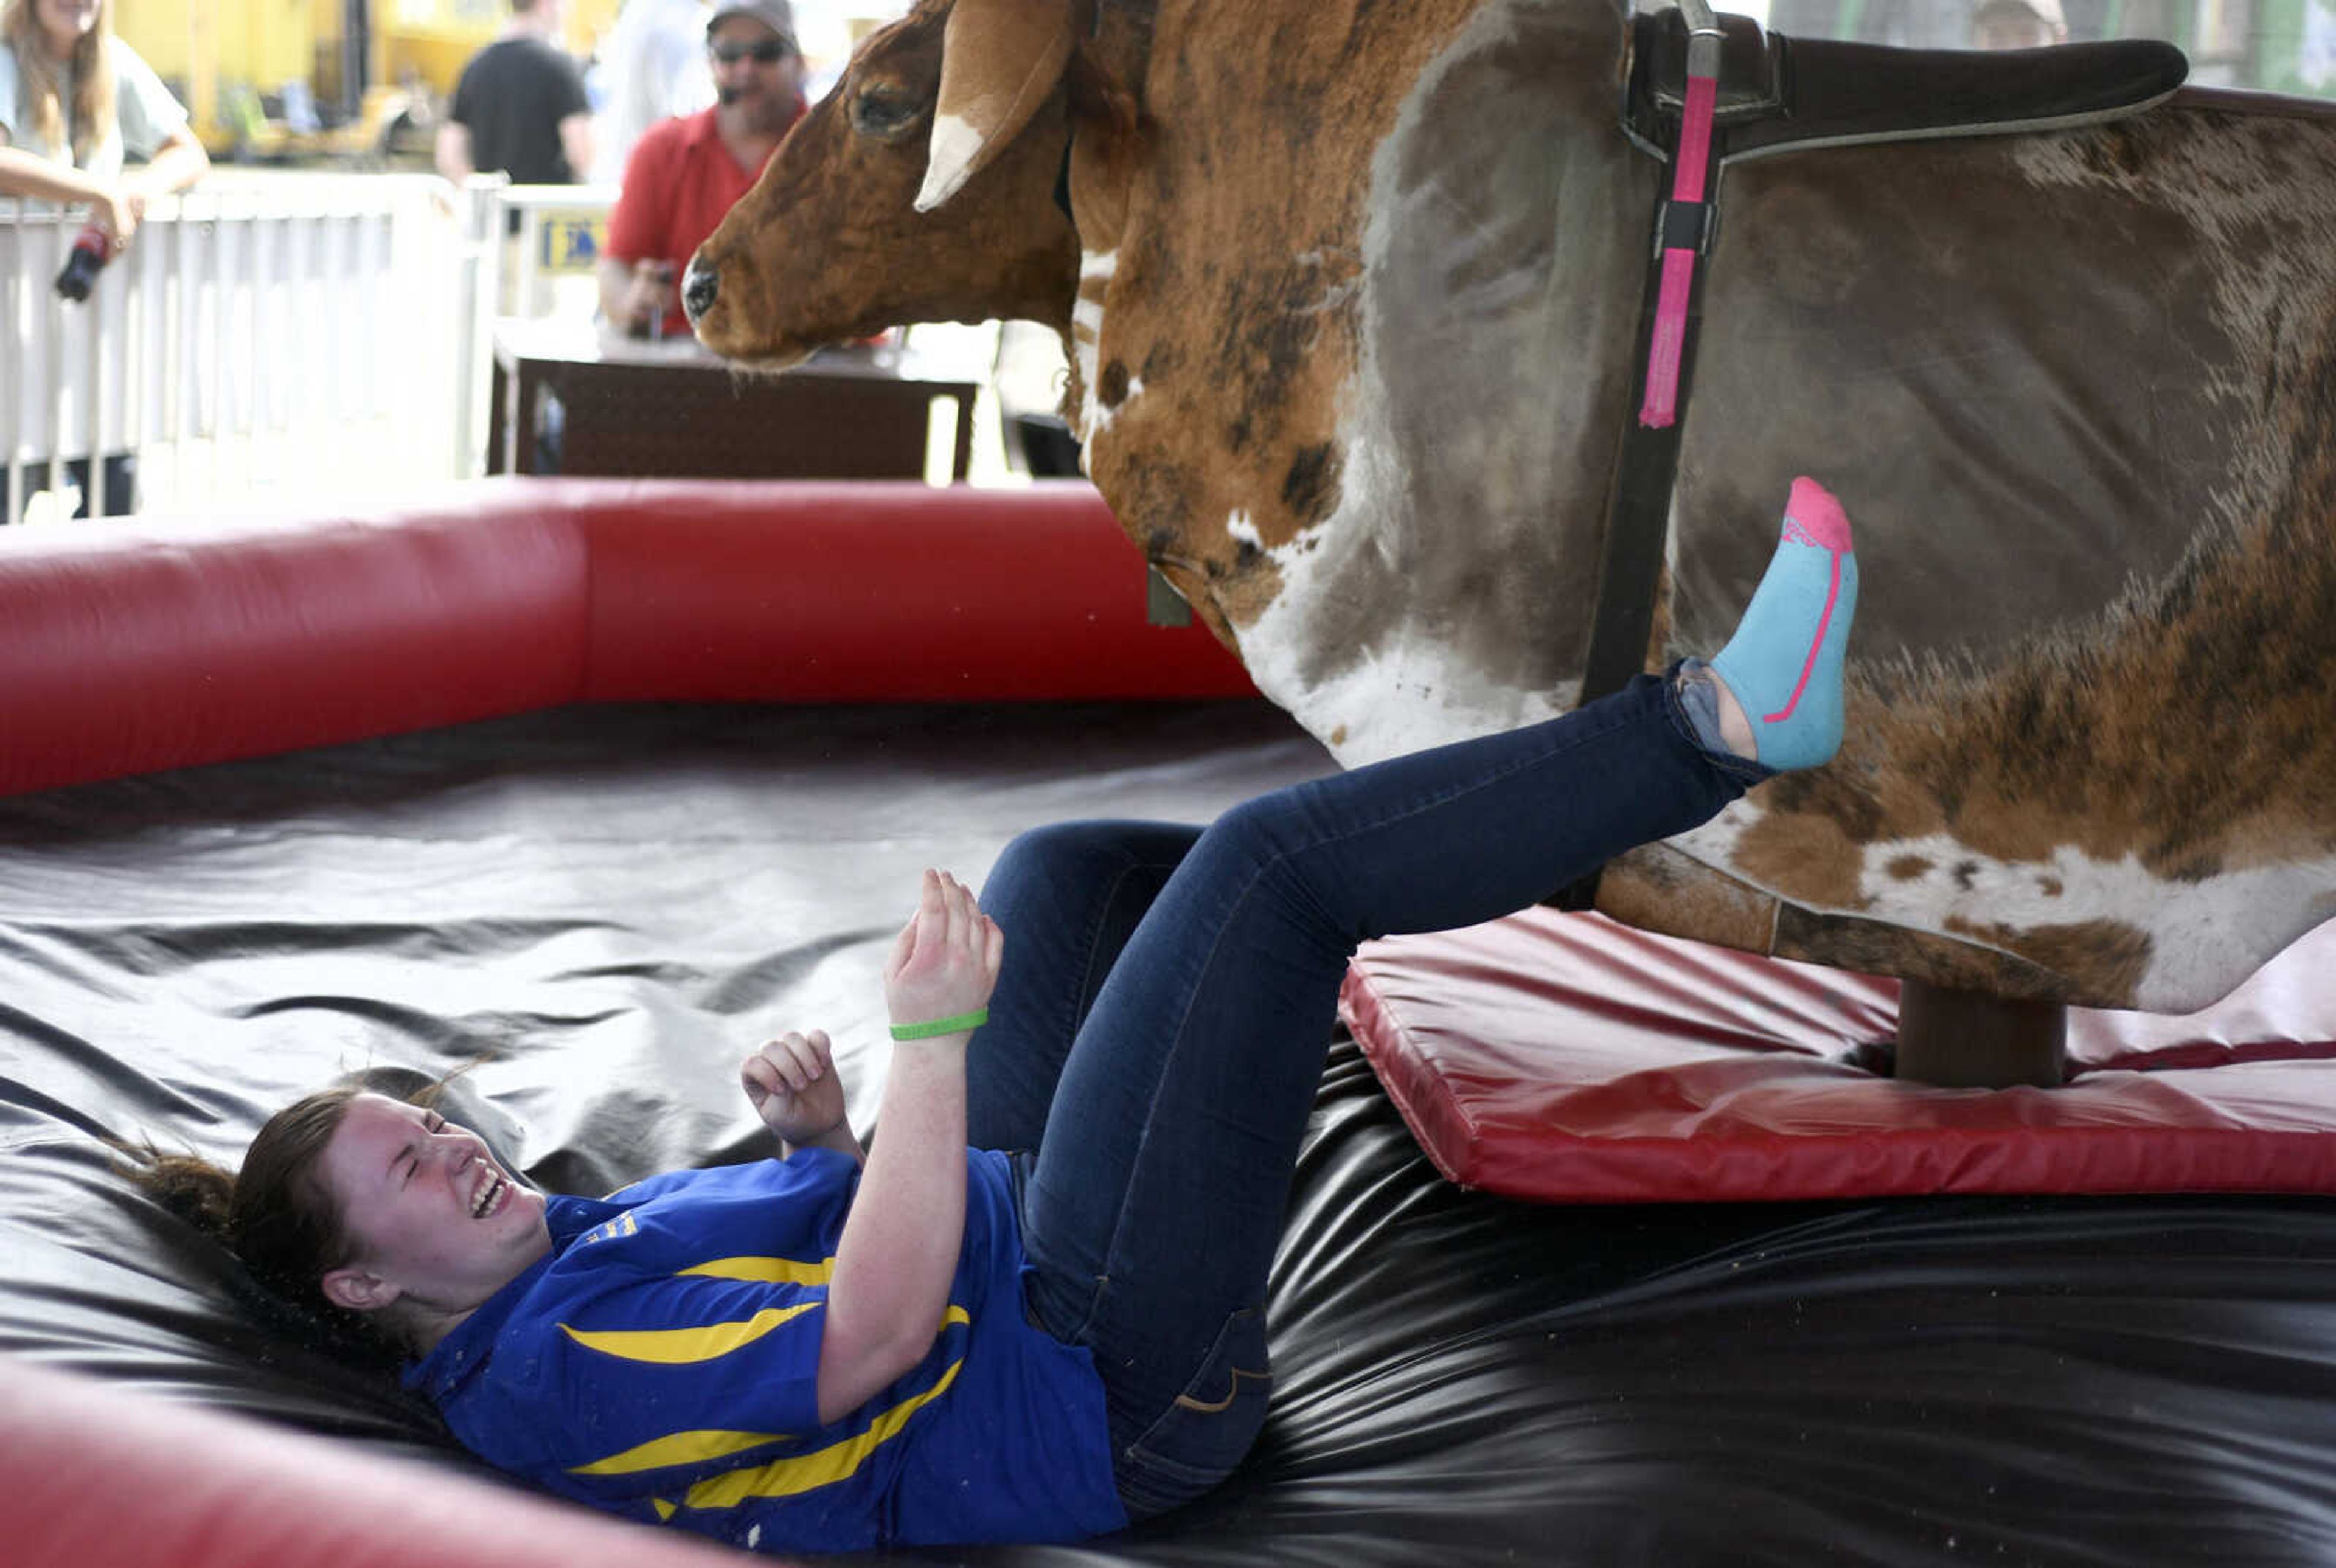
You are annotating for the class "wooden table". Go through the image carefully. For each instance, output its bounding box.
[485,319,981,481]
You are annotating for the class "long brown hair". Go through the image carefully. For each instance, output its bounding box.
[121,1077,456,1352]
[1,0,119,164]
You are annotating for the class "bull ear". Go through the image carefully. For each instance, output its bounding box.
[914,0,1076,213]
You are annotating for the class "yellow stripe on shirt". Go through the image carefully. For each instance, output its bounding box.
[560,1300,821,1364]
[678,1255,836,1287]
[681,1306,973,1511]
[571,1428,797,1476]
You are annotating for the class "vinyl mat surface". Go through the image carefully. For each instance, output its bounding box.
[3,699,2335,1566]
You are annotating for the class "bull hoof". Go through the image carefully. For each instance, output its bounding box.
[1887,980,2068,1089]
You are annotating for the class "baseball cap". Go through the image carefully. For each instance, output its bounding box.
[707,0,796,44]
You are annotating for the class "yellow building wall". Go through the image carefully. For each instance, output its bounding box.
[117,0,312,92]
[119,0,623,134]
[376,0,622,97]
[114,0,192,81]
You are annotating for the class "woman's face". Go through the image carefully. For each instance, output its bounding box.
[32,0,102,58]
[317,1093,551,1323]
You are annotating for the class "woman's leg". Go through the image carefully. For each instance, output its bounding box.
[965,822,1201,1153]
[1020,480,1857,1516]
[1028,668,1767,1513]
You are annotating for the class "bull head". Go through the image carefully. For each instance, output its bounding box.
[687,0,1118,367]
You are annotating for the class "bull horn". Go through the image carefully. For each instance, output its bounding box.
[914,0,1076,213]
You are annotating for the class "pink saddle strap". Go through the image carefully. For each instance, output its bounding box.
[1636,19,1722,429]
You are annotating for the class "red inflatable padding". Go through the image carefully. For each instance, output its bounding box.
[578,480,1240,704]
[0,1359,779,1568]
[0,479,1255,796]
[0,498,591,797]
[1341,907,2336,1202]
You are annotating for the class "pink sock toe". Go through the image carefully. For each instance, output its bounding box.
[1784,476,1853,553]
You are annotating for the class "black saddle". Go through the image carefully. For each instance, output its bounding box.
[1623,9,2188,162]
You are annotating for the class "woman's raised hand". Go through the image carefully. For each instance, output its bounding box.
[742,1029,850,1147]
[881,869,1004,1039]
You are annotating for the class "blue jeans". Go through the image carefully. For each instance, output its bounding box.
[967,668,1768,1519]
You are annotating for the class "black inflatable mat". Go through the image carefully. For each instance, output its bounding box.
[4,699,2335,1566]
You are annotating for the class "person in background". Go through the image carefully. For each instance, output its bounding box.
[1972,0,2067,49]
[597,0,802,339]
[590,0,715,186]
[435,0,594,189]
[0,0,207,519]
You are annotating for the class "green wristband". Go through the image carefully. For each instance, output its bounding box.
[890,1008,988,1041]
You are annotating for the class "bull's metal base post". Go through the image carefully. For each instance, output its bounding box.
[1893,980,2068,1089]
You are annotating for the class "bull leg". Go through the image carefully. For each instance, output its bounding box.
[1891,980,2068,1089]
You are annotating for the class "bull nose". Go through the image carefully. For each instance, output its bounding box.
[681,258,720,323]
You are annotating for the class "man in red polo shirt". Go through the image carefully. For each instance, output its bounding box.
[597,0,805,339]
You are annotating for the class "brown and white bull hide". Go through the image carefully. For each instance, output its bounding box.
[687,0,2336,1015]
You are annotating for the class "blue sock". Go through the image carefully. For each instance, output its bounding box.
[1708,476,1858,772]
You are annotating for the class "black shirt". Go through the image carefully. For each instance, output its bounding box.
[450,36,591,184]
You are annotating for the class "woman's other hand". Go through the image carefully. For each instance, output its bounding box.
[881,869,1004,1038]
[742,1029,850,1147]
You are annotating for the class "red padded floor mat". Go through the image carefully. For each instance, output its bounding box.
[1341,909,2336,1202]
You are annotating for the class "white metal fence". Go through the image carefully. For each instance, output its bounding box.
[1,174,479,523]
[0,174,631,524]
[4,173,1045,521]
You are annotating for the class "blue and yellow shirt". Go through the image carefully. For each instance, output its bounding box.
[404,1148,1127,1552]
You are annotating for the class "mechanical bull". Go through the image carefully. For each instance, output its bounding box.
[684,0,2336,1024]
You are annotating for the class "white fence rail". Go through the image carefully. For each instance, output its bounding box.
[5,174,1038,521]
[458,182,617,480]
[1,174,492,524]
[0,174,631,524]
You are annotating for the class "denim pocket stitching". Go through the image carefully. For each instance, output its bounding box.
[1172,1362,1271,1415]
[1119,1308,1272,1488]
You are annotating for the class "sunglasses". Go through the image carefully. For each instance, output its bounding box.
[709,39,790,64]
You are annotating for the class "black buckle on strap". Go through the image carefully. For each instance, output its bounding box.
[1659,198,1710,254]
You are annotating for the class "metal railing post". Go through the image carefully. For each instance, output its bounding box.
[2,199,24,523]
